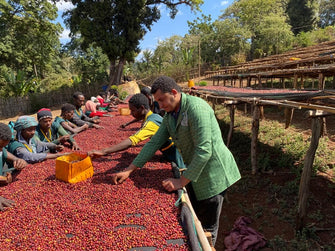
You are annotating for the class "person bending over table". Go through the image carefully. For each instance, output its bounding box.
[110,76,241,246]
[89,93,185,169]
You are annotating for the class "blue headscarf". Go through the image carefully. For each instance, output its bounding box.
[14,116,38,132]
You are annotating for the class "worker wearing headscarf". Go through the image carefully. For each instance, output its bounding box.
[7,116,65,163]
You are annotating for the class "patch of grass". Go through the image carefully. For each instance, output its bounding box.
[198,81,208,86]
[213,104,334,248]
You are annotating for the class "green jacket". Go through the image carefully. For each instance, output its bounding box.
[132,93,241,200]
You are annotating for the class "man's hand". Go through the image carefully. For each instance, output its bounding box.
[88,150,105,158]
[6,172,12,184]
[110,171,130,185]
[55,145,64,152]
[59,135,70,144]
[162,178,183,192]
[13,158,28,170]
[71,142,80,151]
[110,164,138,185]
[92,124,104,129]
[0,196,15,211]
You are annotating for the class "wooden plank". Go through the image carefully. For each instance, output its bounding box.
[304,110,334,117]
[296,117,322,231]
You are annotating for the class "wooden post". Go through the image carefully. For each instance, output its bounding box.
[318,73,325,90]
[227,105,235,147]
[260,106,265,120]
[251,105,260,174]
[258,76,262,88]
[247,77,251,87]
[321,117,327,137]
[300,76,304,89]
[333,76,335,89]
[239,77,243,88]
[296,117,322,231]
[244,103,248,114]
[293,74,298,89]
[284,108,294,129]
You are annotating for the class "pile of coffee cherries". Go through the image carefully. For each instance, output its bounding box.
[0,112,188,250]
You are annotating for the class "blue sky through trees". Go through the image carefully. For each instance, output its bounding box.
[55,1,231,60]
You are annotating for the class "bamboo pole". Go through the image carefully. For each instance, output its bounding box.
[251,104,260,174]
[296,117,322,231]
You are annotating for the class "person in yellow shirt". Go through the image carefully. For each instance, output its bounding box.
[89,93,184,169]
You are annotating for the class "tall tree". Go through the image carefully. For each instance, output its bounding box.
[318,0,335,28]
[64,0,203,86]
[286,0,319,35]
[222,0,293,59]
[0,0,62,79]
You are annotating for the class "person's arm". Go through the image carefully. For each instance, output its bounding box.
[44,152,68,160]
[57,125,73,143]
[0,196,15,211]
[120,118,141,128]
[127,121,159,146]
[162,175,191,192]
[34,138,64,154]
[89,138,132,157]
[111,163,138,184]
[110,119,170,184]
[56,125,80,150]
[131,120,170,168]
[6,152,28,170]
[60,121,76,134]
[14,147,48,163]
[71,114,93,127]
[81,112,99,124]
[61,121,88,134]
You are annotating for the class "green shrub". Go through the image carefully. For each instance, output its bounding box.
[198,81,207,86]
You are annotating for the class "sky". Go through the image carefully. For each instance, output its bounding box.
[55,1,232,60]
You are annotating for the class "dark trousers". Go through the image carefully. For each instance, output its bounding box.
[186,184,225,246]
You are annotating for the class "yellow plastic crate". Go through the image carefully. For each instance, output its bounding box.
[55,153,94,183]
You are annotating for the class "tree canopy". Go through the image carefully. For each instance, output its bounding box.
[0,0,62,78]
[63,0,203,85]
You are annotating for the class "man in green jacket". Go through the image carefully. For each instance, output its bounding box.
[111,76,241,245]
